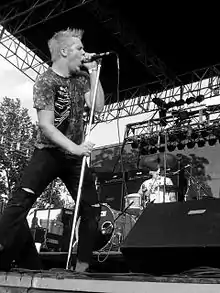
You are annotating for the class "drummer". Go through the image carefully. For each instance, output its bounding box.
[138,168,176,204]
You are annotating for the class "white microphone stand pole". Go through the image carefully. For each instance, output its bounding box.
[66,60,102,270]
[163,131,168,202]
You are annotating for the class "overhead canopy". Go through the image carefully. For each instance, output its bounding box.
[1,1,220,103]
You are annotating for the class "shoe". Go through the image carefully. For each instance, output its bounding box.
[74,261,89,273]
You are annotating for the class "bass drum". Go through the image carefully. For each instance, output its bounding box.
[94,204,136,252]
[111,212,136,249]
[75,203,136,252]
[94,203,116,251]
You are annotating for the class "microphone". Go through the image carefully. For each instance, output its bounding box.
[82,51,115,63]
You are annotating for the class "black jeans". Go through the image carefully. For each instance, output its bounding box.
[0,148,100,270]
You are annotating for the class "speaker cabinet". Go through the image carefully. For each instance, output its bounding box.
[99,181,124,211]
[121,198,220,274]
[99,178,144,211]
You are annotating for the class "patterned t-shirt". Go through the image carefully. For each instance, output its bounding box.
[33,68,90,149]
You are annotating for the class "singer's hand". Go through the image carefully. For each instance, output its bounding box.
[83,52,98,71]
[76,141,95,157]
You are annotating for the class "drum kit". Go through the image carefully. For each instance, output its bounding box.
[89,152,179,252]
[124,152,178,215]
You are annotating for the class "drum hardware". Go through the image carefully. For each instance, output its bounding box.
[100,202,134,236]
[74,203,136,254]
[101,221,114,235]
[184,169,212,200]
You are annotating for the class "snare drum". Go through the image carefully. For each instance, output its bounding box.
[124,193,142,216]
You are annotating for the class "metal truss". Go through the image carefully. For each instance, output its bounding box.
[124,103,220,139]
[95,63,220,123]
[0,0,94,36]
[0,25,48,82]
[85,0,175,88]
[0,0,94,81]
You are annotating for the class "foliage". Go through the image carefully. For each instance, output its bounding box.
[0,97,34,195]
[176,153,213,198]
[0,97,65,208]
[33,178,67,209]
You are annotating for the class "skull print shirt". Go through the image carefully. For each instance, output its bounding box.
[33,68,90,151]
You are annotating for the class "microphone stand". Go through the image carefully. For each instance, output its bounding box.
[163,131,168,202]
[66,60,102,270]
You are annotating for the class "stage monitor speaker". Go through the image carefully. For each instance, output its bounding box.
[121,198,220,274]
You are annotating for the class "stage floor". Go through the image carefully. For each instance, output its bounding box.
[1,265,220,293]
[2,251,220,292]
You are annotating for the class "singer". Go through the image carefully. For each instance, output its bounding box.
[0,28,105,273]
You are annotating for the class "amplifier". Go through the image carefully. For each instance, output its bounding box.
[31,208,75,252]
[99,177,147,211]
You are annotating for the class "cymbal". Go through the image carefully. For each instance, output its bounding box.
[139,152,177,171]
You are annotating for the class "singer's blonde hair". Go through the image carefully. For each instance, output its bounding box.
[48,28,84,62]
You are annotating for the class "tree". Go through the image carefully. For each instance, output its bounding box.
[0,97,67,209]
[0,97,35,196]
[33,178,67,209]
[178,153,213,198]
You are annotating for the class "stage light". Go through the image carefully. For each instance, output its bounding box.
[213,127,220,140]
[131,140,139,149]
[166,101,175,109]
[187,140,195,149]
[197,138,206,148]
[201,129,209,138]
[208,136,217,146]
[177,142,185,150]
[149,146,157,154]
[178,110,189,121]
[176,131,187,141]
[186,96,196,104]
[149,135,158,145]
[175,99,185,107]
[167,143,176,152]
[186,95,204,105]
[140,146,149,155]
[196,95,205,103]
[152,97,167,108]
[168,133,177,143]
